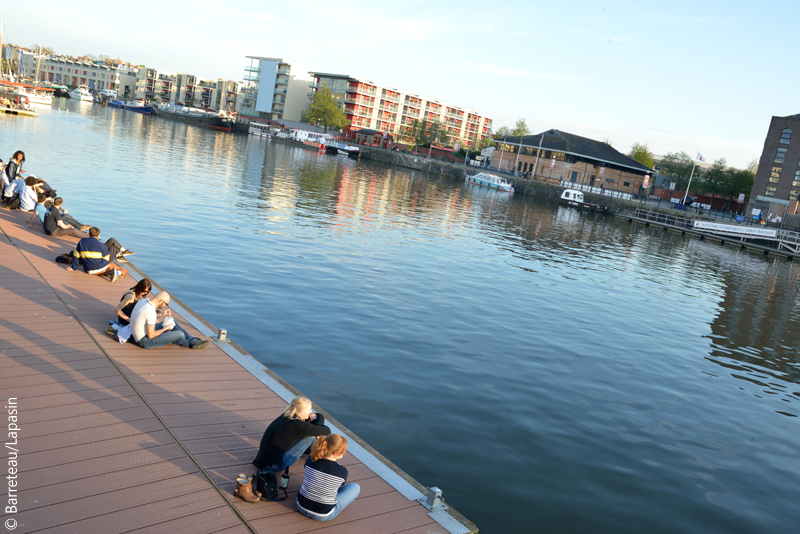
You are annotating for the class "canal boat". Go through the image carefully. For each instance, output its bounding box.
[15,86,53,106]
[560,189,608,213]
[156,102,236,132]
[0,89,38,117]
[121,100,154,114]
[249,123,273,137]
[68,85,93,102]
[465,172,515,193]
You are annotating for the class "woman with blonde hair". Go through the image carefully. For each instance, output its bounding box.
[296,434,360,521]
[252,395,330,474]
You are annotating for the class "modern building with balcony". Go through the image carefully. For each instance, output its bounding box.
[307,72,492,149]
[240,56,312,121]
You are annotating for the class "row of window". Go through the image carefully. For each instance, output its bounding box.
[765,186,800,200]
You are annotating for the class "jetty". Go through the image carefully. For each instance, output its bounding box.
[0,208,476,533]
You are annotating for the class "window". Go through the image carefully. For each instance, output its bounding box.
[775,147,788,164]
[623,182,630,187]
[790,190,800,201]
[780,128,792,145]
[793,169,800,187]
[606,178,614,183]
[771,166,783,183]
[766,186,777,197]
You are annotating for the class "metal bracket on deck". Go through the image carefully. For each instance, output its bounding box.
[418,486,448,511]
[217,329,227,342]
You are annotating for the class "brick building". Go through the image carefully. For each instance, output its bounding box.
[491,130,653,194]
[750,114,800,218]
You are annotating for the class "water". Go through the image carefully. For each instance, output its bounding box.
[3,102,800,533]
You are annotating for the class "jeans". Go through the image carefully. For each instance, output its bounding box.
[136,321,193,349]
[272,435,317,473]
[297,483,361,522]
[49,227,89,238]
[104,237,122,260]
[61,213,84,228]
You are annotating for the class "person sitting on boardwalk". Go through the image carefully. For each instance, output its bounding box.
[253,396,331,476]
[18,177,43,212]
[66,227,128,283]
[43,198,90,238]
[296,434,360,522]
[26,194,48,228]
[113,278,153,326]
[129,291,209,350]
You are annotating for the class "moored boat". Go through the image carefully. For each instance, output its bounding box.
[0,88,38,117]
[121,100,154,114]
[15,86,53,106]
[275,128,336,151]
[325,141,360,158]
[465,172,515,193]
[559,189,608,213]
[68,85,93,102]
[156,102,236,132]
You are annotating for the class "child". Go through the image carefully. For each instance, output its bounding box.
[26,194,49,228]
[296,434,360,522]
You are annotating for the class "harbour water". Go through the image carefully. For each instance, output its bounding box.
[3,101,800,533]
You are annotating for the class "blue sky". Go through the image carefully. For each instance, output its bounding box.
[2,1,794,167]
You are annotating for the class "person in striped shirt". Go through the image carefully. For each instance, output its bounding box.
[296,434,360,522]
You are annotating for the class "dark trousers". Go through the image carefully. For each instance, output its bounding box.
[48,227,90,239]
[104,238,122,259]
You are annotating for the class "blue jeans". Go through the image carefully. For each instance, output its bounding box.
[297,483,361,522]
[137,321,194,349]
[272,435,317,473]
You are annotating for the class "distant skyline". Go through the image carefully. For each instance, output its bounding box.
[2,1,796,168]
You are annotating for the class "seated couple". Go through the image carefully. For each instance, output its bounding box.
[107,279,209,350]
[242,396,360,522]
[66,227,128,283]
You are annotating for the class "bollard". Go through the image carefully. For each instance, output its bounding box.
[418,486,448,511]
[218,329,227,342]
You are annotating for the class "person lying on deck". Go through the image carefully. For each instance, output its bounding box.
[253,395,331,476]
[66,226,128,283]
[128,291,209,350]
[296,434,360,522]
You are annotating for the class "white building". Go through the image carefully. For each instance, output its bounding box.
[240,56,313,121]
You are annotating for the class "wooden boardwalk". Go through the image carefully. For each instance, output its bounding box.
[0,209,476,534]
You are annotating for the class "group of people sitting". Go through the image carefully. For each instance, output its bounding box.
[2,150,133,283]
[242,395,360,521]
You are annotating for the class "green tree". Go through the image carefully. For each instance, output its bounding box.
[697,158,727,200]
[627,142,655,169]
[510,118,530,137]
[303,82,349,133]
[427,121,448,146]
[720,165,755,207]
[492,125,510,139]
[408,119,428,146]
[659,151,697,192]
[603,137,613,146]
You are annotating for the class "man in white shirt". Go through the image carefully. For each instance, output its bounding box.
[129,291,209,350]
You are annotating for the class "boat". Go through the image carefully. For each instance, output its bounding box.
[274,128,336,150]
[325,141,360,158]
[121,100,154,114]
[559,189,608,213]
[68,85,93,102]
[50,84,70,97]
[107,99,125,108]
[156,102,236,132]
[15,86,53,106]
[249,123,273,137]
[465,172,515,193]
[0,89,38,117]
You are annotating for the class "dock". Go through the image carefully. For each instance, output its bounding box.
[618,208,800,260]
[0,208,476,534]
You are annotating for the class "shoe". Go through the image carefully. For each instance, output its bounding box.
[190,339,209,350]
[121,250,135,256]
[235,477,260,503]
[116,255,129,263]
[80,225,91,231]
[109,269,120,283]
[234,474,247,495]
[105,326,118,339]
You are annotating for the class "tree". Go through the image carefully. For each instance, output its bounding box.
[303,82,349,133]
[719,165,755,207]
[510,118,530,137]
[603,137,613,146]
[659,151,697,192]
[427,121,448,146]
[31,44,55,55]
[628,142,655,169]
[492,125,510,139]
[407,119,428,146]
[697,158,726,200]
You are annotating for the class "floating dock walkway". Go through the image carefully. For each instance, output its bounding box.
[618,208,800,260]
[0,209,476,534]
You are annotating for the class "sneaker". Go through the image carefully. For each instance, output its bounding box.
[80,225,91,231]
[116,255,129,263]
[121,250,135,256]
[105,326,117,338]
[109,269,121,283]
[189,339,209,350]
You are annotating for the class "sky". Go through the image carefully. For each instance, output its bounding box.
[2,0,796,168]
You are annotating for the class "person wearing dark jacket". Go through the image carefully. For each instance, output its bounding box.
[253,396,331,474]
[66,226,128,282]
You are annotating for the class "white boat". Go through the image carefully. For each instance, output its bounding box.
[15,87,52,106]
[465,172,515,193]
[560,189,608,213]
[68,85,93,102]
[249,123,273,137]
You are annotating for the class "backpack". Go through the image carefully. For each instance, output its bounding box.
[253,466,288,502]
[55,252,73,264]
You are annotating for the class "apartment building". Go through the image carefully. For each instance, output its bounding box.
[8,47,138,97]
[309,72,492,149]
[133,69,244,112]
[750,114,800,218]
[239,56,312,121]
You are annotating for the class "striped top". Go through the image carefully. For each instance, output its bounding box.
[296,457,348,515]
